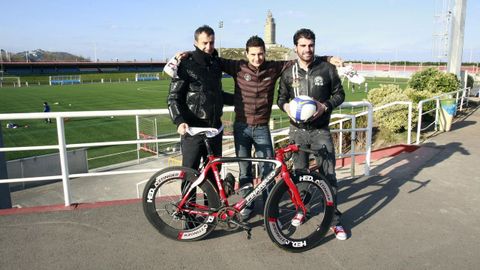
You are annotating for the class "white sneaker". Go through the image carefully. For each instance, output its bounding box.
[291,212,305,227]
[338,65,365,84]
[330,225,347,240]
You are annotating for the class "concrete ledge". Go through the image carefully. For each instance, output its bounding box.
[0,198,141,216]
[335,144,419,168]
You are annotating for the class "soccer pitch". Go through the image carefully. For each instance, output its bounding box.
[0,77,407,168]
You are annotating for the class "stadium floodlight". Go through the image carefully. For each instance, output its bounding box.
[135,73,160,82]
[218,20,223,57]
[49,75,81,86]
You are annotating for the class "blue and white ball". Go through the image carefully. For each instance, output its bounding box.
[289,95,317,123]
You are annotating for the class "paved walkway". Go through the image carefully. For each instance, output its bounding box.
[0,104,479,270]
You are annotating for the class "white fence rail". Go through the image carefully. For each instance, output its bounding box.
[416,88,469,144]
[1,109,168,206]
[0,102,379,206]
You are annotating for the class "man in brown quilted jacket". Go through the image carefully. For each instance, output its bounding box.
[219,36,340,220]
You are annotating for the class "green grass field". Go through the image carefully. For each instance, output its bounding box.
[0,75,408,168]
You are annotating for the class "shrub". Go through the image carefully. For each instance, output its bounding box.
[367,84,412,133]
[408,67,459,94]
[403,88,435,104]
[408,68,438,91]
[467,74,474,89]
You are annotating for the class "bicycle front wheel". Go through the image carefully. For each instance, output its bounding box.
[142,166,220,241]
[264,171,335,252]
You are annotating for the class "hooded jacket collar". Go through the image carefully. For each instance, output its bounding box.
[296,56,321,71]
[192,46,218,67]
[246,61,266,72]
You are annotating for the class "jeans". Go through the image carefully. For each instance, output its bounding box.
[289,126,342,226]
[234,122,274,208]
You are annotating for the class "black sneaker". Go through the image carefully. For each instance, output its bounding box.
[239,207,254,221]
[223,173,236,196]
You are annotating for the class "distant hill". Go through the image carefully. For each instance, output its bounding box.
[6,49,90,62]
[2,47,292,63]
[220,46,294,61]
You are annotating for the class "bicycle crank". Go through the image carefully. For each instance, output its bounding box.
[228,219,252,240]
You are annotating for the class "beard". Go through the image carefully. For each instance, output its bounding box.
[299,52,314,63]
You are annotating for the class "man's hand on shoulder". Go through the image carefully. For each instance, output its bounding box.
[164,52,190,78]
[175,51,190,61]
[328,56,344,67]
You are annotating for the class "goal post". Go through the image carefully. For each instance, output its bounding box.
[49,75,81,85]
[135,73,160,82]
[136,115,179,157]
[0,76,21,87]
[137,116,159,155]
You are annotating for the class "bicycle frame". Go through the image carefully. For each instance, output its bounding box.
[177,143,308,220]
[143,129,336,250]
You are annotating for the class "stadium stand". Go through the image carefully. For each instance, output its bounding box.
[1,62,165,76]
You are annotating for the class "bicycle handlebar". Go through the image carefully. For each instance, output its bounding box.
[280,144,328,158]
[297,147,318,155]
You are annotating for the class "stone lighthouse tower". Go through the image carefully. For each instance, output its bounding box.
[264,10,276,47]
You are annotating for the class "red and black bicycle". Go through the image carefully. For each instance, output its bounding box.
[142,127,334,252]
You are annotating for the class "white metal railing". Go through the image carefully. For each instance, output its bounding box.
[338,101,374,176]
[135,102,373,198]
[268,102,374,177]
[331,114,357,176]
[364,101,413,145]
[1,103,375,206]
[416,88,468,144]
[328,101,412,173]
[0,109,169,206]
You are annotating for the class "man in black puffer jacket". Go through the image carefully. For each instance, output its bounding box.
[168,25,233,170]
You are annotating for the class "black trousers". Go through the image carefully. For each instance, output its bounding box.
[180,131,223,228]
[289,126,342,226]
[181,131,223,170]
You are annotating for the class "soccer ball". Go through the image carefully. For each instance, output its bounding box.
[289,95,317,123]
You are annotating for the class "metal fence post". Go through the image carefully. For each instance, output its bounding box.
[350,116,356,177]
[135,115,140,163]
[416,102,423,145]
[0,122,12,209]
[407,102,412,145]
[56,117,71,206]
[364,104,373,176]
[434,98,440,131]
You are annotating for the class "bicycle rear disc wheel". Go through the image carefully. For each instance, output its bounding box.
[142,166,220,241]
[264,171,335,252]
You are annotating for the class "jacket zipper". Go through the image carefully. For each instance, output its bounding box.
[305,72,309,96]
[206,65,215,127]
[254,69,259,123]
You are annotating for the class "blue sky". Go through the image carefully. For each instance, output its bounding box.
[1,0,478,62]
